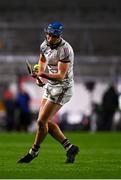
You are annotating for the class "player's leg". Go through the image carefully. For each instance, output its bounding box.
[48,121,79,163]
[46,84,79,163]
[48,121,66,142]
[32,100,62,147]
[17,99,62,163]
[17,98,47,163]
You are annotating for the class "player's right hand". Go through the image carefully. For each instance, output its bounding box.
[31,70,37,78]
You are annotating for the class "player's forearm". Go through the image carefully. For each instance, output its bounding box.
[38,55,46,71]
[39,72,65,81]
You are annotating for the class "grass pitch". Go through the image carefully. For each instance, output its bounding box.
[0,132,121,179]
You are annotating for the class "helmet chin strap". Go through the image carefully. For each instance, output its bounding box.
[46,38,62,49]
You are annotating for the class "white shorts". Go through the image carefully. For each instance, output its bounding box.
[43,83,73,105]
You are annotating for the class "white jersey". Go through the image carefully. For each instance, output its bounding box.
[40,38,74,87]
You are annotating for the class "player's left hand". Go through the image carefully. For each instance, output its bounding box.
[36,77,45,87]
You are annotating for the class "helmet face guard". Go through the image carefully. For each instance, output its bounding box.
[45,22,64,37]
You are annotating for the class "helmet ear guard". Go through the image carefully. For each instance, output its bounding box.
[45,22,64,37]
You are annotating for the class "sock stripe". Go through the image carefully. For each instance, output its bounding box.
[62,138,68,144]
[62,139,72,151]
[32,144,40,152]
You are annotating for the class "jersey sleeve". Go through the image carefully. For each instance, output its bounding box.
[40,44,44,55]
[58,46,70,63]
[40,40,46,56]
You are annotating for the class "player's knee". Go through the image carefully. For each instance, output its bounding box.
[37,120,45,130]
[37,120,48,133]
